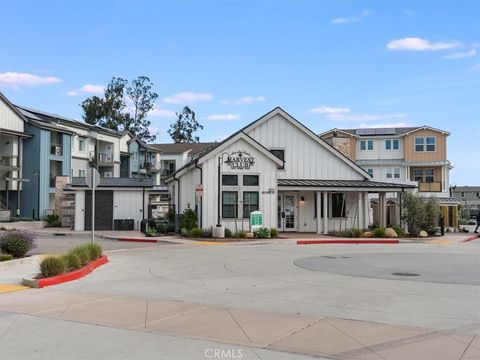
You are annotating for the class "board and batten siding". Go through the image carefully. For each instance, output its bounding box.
[245,113,364,180]
[0,98,24,132]
[200,138,278,231]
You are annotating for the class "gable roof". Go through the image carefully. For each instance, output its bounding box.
[165,107,373,181]
[242,107,370,178]
[165,132,284,181]
[149,142,217,155]
[15,105,125,137]
[0,91,29,124]
[320,125,449,138]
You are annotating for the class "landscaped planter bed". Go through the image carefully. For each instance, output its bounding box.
[22,255,108,288]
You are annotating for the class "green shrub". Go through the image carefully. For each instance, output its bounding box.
[63,252,82,270]
[85,243,102,260]
[0,230,37,258]
[44,214,62,228]
[401,193,426,237]
[270,228,279,238]
[391,225,405,237]
[458,219,468,225]
[373,227,386,238]
[156,223,166,233]
[180,227,190,237]
[224,228,232,238]
[70,246,90,266]
[255,227,270,239]
[179,208,198,231]
[165,223,175,233]
[190,227,203,238]
[145,227,158,237]
[426,227,438,236]
[351,228,363,238]
[0,253,13,262]
[40,256,67,278]
[237,230,247,238]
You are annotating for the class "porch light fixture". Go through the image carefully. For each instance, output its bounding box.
[300,196,305,203]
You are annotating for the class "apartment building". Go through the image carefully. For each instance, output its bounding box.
[320,126,460,227]
[0,93,30,220]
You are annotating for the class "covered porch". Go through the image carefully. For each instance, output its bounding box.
[277,179,415,234]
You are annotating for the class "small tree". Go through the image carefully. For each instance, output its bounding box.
[401,192,426,237]
[179,207,198,230]
[423,196,440,235]
[168,106,203,143]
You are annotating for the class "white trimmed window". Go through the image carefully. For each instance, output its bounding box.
[415,136,436,152]
[360,140,373,151]
[386,168,400,179]
[78,169,86,177]
[78,138,86,152]
[367,168,374,177]
[385,139,399,150]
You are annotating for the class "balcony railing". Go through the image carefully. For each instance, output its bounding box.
[97,153,114,165]
[160,168,175,177]
[143,162,161,173]
[418,182,442,192]
[0,155,19,172]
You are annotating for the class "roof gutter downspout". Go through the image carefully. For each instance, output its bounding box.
[194,160,203,228]
[173,172,180,232]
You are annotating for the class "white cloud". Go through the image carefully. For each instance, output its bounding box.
[387,37,460,51]
[471,63,480,71]
[331,10,370,25]
[310,106,406,121]
[205,113,240,121]
[66,84,105,96]
[221,96,266,105]
[444,49,477,59]
[0,72,61,89]
[149,108,176,118]
[163,92,213,104]
[357,122,411,128]
[310,106,351,115]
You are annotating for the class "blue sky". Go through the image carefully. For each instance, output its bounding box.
[1,0,479,185]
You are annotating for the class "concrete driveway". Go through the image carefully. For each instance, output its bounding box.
[0,237,479,359]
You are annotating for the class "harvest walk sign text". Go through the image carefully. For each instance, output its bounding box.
[226,151,255,170]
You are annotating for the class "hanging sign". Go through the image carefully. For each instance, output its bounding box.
[226,151,255,170]
[195,184,204,197]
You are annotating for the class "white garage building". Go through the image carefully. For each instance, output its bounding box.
[166,108,415,233]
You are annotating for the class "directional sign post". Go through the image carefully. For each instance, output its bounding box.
[86,167,100,244]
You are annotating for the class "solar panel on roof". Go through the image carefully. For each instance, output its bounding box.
[375,128,386,135]
[385,128,396,135]
[355,129,366,135]
[365,129,375,135]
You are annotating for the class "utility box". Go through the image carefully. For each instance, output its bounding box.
[250,211,263,232]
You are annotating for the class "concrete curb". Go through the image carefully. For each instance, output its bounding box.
[22,255,108,288]
[0,255,43,269]
[460,234,480,243]
[297,239,400,245]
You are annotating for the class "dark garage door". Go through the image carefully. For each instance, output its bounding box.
[85,190,113,230]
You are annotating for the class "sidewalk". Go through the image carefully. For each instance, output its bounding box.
[0,288,477,359]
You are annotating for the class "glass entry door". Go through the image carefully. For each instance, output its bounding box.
[277,193,298,231]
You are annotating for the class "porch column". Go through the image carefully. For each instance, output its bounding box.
[358,192,363,229]
[322,191,328,234]
[379,192,387,228]
[316,191,322,234]
[363,192,370,228]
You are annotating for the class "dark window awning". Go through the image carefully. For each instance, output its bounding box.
[277,179,416,191]
[69,177,155,188]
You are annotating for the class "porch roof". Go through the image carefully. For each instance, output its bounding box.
[277,179,416,191]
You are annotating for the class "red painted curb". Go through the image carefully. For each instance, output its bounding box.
[117,238,159,243]
[297,239,399,245]
[460,234,480,243]
[36,255,109,288]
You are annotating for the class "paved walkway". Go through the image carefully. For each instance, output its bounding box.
[0,287,478,360]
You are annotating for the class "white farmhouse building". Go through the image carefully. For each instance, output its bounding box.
[166,108,415,233]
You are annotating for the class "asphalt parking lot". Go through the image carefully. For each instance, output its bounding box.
[0,236,479,359]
